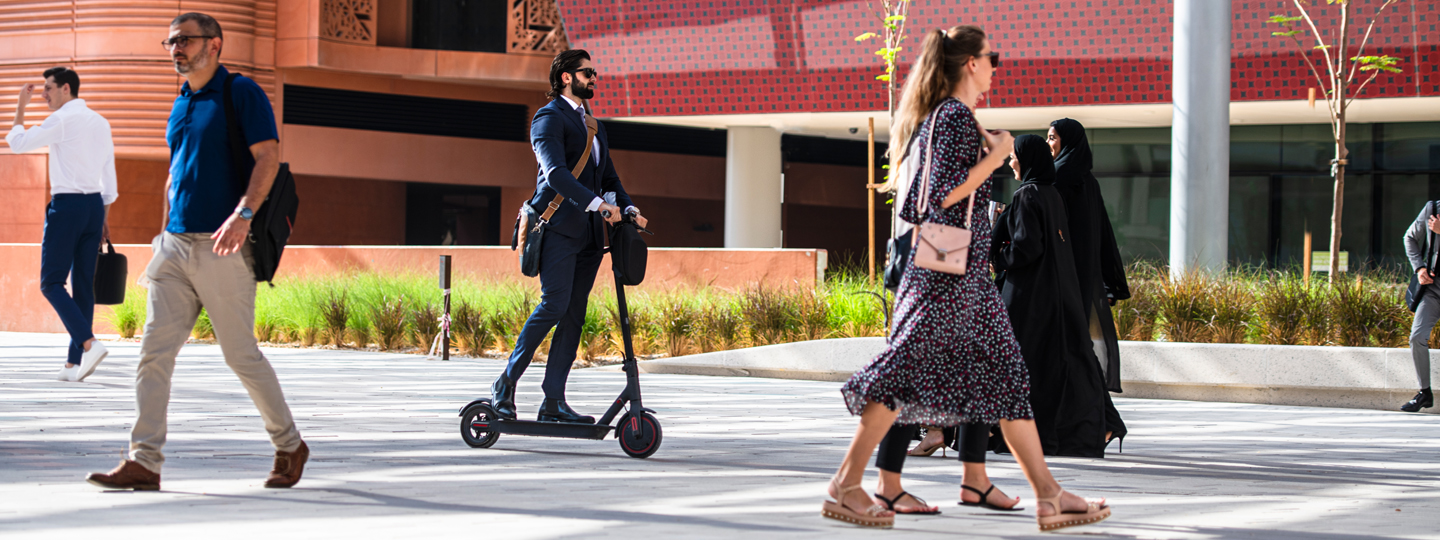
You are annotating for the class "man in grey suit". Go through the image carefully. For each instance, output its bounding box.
[1402,202,1438,412]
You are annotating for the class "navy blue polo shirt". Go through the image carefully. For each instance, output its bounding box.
[165,65,278,234]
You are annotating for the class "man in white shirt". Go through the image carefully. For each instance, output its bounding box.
[5,67,117,382]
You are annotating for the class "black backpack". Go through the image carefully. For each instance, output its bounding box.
[224,72,298,284]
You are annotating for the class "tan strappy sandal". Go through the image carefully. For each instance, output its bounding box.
[821,479,895,528]
[1035,490,1110,531]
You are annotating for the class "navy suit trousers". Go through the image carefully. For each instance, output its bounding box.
[502,214,605,399]
[41,193,105,365]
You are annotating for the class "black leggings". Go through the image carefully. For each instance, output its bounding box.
[874,423,992,474]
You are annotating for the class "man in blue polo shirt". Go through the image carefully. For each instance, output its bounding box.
[87,12,307,492]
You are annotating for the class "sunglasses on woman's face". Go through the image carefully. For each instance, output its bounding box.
[985,52,1001,68]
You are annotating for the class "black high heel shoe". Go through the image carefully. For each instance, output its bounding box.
[1105,431,1126,453]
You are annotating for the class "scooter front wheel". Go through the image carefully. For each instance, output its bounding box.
[617,411,662,458]
[461,403,501,448]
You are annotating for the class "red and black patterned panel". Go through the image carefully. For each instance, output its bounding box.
[557,0,1439,117]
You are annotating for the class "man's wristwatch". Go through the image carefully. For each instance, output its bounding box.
[237,207,254,221]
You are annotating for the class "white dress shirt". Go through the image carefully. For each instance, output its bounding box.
[557,95,638,216]
[6,99,117,205]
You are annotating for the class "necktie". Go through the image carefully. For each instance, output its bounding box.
[577,106,598,166]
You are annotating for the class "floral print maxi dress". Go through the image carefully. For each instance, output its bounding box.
[841,98,1035,426]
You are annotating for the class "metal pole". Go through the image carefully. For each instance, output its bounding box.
[867,117,876,284]
[439,255,451,361]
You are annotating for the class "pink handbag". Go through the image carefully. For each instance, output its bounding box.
[910,116,977,276]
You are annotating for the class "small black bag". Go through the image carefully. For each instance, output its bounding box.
[609,220,649,286]
[94,239,127,305]
[513,202,548,278]
[1407,201,1438,312]
[883,229,913,292]
[224,73,298,284]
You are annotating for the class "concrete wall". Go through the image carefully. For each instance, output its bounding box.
[0,244,826,334]
[634,338,1440,414]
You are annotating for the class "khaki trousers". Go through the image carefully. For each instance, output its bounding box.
[130,232,301,473]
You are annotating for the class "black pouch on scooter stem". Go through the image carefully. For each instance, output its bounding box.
[609,220,649,286]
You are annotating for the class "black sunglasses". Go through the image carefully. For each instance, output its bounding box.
[984,52,1001,68]
[161,35,215,50]
[568,68,599,79]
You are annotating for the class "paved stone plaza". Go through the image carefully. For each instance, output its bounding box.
[1,331,1437,539]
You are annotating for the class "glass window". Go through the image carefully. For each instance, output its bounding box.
[1231,126,1281,172]
[1228,175,1270,268]
[1377,174,1436,267]
[1274,174,1372,269]
[1280,123,1372,172]
[1096,175,1168,262]
[1380,122,1440,171]
[412,0,508,53]
[1090,128,1170,175]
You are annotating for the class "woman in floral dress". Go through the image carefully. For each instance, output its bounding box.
[820,25,1112,532]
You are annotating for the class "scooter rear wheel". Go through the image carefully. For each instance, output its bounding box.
[617,411,662,458]
[461,403,501,448]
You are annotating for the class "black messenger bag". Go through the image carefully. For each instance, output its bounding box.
[223,72,298,284]
[514,108,598,277]
[609,219,650,286]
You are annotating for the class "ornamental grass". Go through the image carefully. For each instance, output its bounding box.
[99,263,1422,364]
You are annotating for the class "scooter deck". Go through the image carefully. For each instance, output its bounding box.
[474,417,613,440]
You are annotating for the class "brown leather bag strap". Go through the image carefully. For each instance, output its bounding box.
[539,108,600,223]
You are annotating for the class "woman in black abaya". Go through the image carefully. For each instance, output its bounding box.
[991,134,1111,457]
[1048,118,1128,449]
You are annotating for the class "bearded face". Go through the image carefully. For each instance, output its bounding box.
[570,76,595,100]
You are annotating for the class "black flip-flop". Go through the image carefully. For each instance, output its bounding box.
[873,491,942,515]
[959,484,1024,512]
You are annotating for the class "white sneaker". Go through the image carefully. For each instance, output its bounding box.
[57,365,79,382]
[77,341,109,382]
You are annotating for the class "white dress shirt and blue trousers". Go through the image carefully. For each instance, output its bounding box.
[501,97,635,402]
[5,98,117,366]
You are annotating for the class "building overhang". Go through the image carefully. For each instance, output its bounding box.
[608,96,1440,144]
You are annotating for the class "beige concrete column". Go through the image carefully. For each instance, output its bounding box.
[724,126,782,248]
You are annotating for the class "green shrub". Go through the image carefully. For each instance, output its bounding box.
[655,293,698,357]
[409,302,441,350]
[741,284,799,346]
[191,309,214,340]
[105,285,148,339]
[320,292,350,347]
[1156,271,1214,343]
[369,295,408,351]
[697,301,743,352]
[1257,273,1307,345]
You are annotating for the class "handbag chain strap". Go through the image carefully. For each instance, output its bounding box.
[912,106,978,250]
[539,104,600,224]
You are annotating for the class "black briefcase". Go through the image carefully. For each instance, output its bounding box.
[94,239,127,305]
[1407,274,1428,313]
[883,229,913,292]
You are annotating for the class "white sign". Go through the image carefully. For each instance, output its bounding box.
[1311,251,1349,273]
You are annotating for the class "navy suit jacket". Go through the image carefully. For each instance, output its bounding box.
[529,98,634,240]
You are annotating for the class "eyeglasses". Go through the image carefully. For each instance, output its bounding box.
[161,35,215,50]
[984,52,1001,68]
[567,68,599,79]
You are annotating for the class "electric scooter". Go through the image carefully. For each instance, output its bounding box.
[457,214,661,458]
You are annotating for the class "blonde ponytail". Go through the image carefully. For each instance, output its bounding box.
[879,25,987,193]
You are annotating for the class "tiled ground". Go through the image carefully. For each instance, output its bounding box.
[1,332,1437,539]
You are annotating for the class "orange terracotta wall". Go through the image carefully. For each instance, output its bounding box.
[782,162,891,269]
[0,244,826,334]
[288,174,406,245]
[0,155,48,243]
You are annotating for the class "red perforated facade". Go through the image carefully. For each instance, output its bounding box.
[558,0,1440,117]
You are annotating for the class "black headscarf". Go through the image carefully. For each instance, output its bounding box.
[1013,134,1055,186]
[1050,118,1093,189]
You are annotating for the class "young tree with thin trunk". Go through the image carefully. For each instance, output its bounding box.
[1268,0,1406,280]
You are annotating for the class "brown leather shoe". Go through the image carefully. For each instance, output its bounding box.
[86,460,160,491]
[264,440,309,488]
